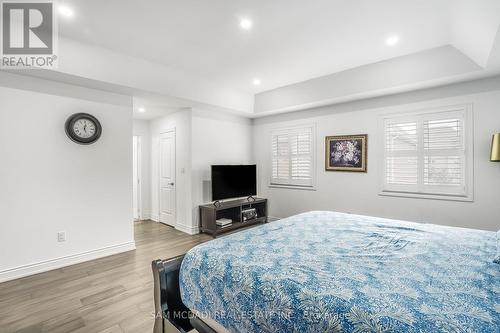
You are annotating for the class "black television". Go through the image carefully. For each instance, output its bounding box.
[211,165,257,201]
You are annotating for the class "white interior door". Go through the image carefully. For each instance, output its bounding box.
[132,136,140,220]
[159,131,176,226]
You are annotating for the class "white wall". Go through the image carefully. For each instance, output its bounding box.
[150,109,193,233]
[55,37,254,114]
[147,108,253,234]
[254,79,500,231]
[133,120,151,220]
[191,110,253,230]
[0,84,134,282]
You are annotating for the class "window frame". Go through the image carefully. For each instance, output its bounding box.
[269,124,317,190]
[379,104,474,202]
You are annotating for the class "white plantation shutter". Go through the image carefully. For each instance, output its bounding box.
[423,117,464,193]
[385,121,418,191]
[271,126,315,187]
[272,133,290,182]
[382,106,473,199]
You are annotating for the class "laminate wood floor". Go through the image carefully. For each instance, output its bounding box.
[0,221,211,333]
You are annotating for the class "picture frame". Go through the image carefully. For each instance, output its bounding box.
[325,134,367,172]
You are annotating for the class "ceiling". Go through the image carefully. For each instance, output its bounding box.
[6,0,496,118]
[132,93,189,120]
[58,0,491,95]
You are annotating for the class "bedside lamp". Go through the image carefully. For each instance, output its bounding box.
[491,133,500,162]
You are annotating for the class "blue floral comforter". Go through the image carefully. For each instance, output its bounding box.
[179,211,499,332]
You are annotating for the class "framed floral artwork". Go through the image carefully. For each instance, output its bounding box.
[325,134,367,172]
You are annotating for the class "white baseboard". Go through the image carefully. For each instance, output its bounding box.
[0,241,136,283]
[140,212,151,220]
[150,214,160,222]
[175,223,199,235]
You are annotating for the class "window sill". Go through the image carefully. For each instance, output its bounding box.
[379,190,473,202]
[269,184,317,191]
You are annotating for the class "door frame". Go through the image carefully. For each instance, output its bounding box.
[158,129,176,226]
[133,135,142,220]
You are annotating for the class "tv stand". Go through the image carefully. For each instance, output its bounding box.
[200,198,268,238]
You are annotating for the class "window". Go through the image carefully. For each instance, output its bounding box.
[271,125,315,188]
[381,105,473,200]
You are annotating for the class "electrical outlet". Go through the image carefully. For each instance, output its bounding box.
[57,231,66,242]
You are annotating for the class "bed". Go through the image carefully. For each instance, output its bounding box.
[152,211,499,333]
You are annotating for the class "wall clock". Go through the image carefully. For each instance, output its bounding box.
[65,113,102,145]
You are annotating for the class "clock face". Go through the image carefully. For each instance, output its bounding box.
[73,118,97,139]
[65,113,102,144]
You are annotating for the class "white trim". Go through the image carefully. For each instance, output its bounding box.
[379,190,474,202]
[137,136,142,220]
[268,184,317,191]
[0,241,136,283]
[151,213,160,222]
[133,135,142,220]
[140,212,151,220]
[175,223,199,235]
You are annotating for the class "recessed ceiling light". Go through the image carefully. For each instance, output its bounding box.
[385,35,399,46]
[138,107,146,113]
[58,5,74,17]
[240,18,253,30]
[253,78,261,86]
